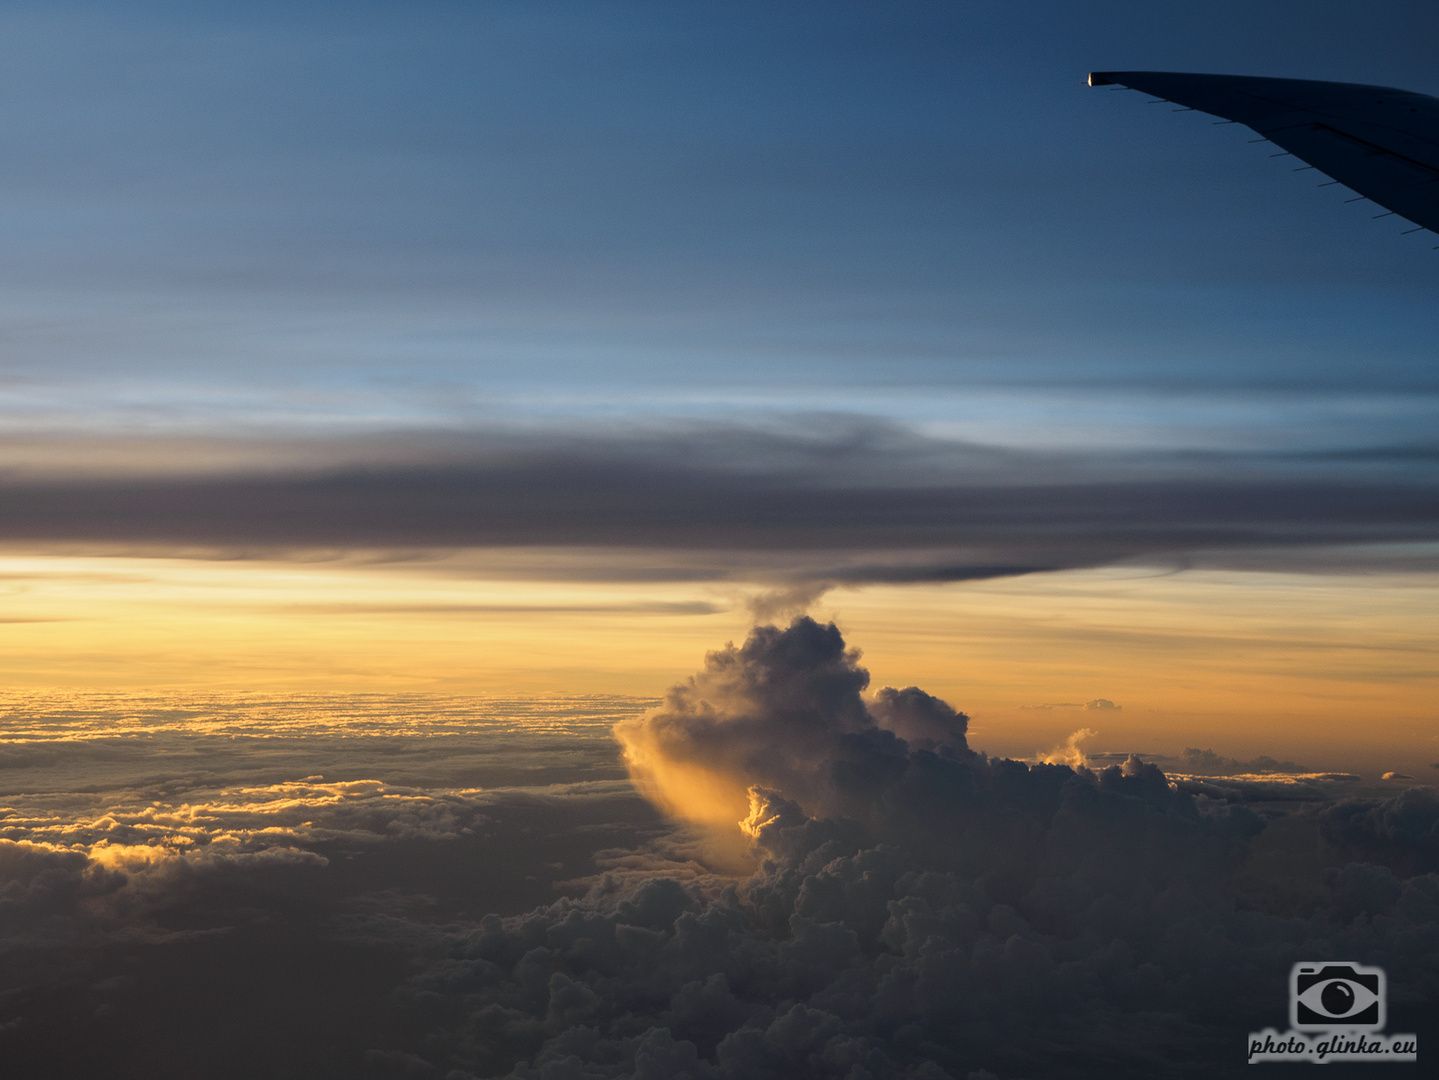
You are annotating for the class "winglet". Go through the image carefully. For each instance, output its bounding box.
[1088,72,1116,87]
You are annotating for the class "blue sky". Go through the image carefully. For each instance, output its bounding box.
[3,0,1439,457]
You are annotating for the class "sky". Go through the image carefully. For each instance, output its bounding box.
[0,0,1436,767]
[2,2,1438,1077]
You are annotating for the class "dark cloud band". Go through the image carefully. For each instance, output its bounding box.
[1,427,1436,582]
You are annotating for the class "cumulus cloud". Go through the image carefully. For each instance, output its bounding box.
[613,619,971,833]
[1036,728,1096,768]
[0,839,125,941]
[1318,786,1439,876]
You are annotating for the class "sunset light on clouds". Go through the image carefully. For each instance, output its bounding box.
[2,2,1438,1077]
[2,552,1435,776]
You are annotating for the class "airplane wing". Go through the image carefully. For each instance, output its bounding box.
[1089,71,1439,234]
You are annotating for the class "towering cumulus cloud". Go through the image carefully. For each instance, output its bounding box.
[613,619,971,831]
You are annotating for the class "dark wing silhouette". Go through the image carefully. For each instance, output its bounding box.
[1089,71,1439,233]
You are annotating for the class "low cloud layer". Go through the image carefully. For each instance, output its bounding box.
[2,631,1437,1078]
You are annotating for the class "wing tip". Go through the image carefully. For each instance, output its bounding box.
[1088,72,1117,87]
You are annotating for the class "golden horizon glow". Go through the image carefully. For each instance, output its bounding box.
[2,549,1436,775]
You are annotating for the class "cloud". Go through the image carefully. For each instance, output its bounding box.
[1176,747,1303,775]
[362,620,1437,1078]
[1318,786,1439,876]
[1036,728,1096,768]
[0,840,124,936]
[4,623,1439,1078]
[613,618,971,832]
[0,425,1436,584]
[276,601,725,617]
[1025,701,1121,714]
[745,583,834,623]
[1167,772,1362,803]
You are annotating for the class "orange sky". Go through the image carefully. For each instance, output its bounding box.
[2,547,1435,775]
